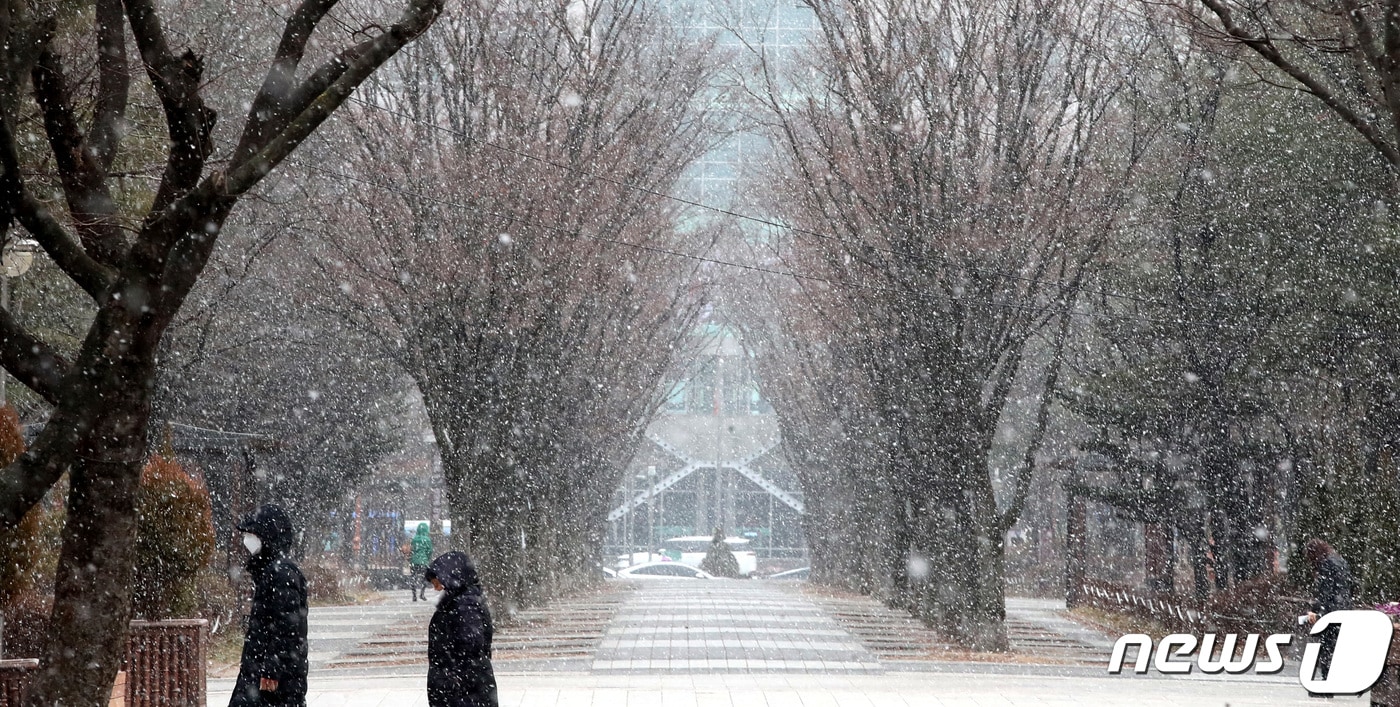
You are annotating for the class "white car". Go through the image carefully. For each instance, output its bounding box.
[615,550,671,569]
[659,536,759,576]
[617,561,714,580]
[768,567,809,580]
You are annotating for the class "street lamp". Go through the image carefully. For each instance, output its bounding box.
[644,465,656,561]
[0,239,37,406]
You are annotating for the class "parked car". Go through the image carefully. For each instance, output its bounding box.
[617,561,714,580]
[658,536,759,576]
[768,567,809,580]
[614,550,671,569]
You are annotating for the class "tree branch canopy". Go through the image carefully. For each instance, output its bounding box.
[0,0,442,547]
[1195,0,1400,169]
[0,0,443,700]
[31,46,128,267]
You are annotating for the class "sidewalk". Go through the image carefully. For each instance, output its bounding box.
[212,581,1324,704]
[207,670,1323,706]
[593,581,879,673]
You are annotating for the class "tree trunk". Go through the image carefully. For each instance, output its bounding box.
[1145,522,1174,593]
[948,505,1010,652]
[1065,496,1087,608]
[27,457,143,706]
[23,328,157,706]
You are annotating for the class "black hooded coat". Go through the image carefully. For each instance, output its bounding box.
[425,552,498,707]
[230,504,308,706]
[1311,552,1356,615]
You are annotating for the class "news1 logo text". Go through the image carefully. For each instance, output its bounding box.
[1108,610,1394,694]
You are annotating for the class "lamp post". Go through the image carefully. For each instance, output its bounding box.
[624,471,633,566]
[645,465,656,561]
[0,239,37,406]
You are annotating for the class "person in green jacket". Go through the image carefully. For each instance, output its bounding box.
[410,522,434,601]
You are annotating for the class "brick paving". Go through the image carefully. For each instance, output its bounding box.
[210,671,1319,705]
[1004,597,1115,664]
[800,587,1112,666]
[306,596,435,672]
[212,593,437,678]
[592,580,879,673]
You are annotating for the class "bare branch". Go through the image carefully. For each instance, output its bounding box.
[0,108,119,297]
[222,0,444,198]
[1196,0,1400,168]
[90,0,130,170]
[0,306,68,405]
[31,47,128,267]
[123,0,218,212]
[231,0,341,166]
[14,192,118,299]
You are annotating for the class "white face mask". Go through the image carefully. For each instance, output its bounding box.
[242,533,263,555]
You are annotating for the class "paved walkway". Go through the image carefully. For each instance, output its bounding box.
[593,580,879,673]
[306,594,437,672]
[214,592,440,678]
[204,580,1324,705]
[1004,597,1116,663]
[799,587,1113,666]
[209,671,1319,706]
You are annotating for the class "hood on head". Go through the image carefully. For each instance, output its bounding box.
[425,551,481,593]
[415,522,430,538]
[237,503,296,556]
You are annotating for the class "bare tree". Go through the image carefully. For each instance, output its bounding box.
[1078,0,1400,600]
[0,0,440,700]
[305,0,719,612]
[746,0,1136,648]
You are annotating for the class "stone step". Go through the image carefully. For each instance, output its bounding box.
[313,584,633,672]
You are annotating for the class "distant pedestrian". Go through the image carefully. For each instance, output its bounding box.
[231,504,308,707]
[425,551,498,707]
[411,522,434,601]
[1304,538,1355,692]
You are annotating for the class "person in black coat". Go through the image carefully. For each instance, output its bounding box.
[230,504,309,707]
[425,551,498,707]
[1305,537,1356,688]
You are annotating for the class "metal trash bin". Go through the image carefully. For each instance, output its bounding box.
[0,659,37,707]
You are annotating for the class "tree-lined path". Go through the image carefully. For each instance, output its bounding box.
[209,580,1317,705]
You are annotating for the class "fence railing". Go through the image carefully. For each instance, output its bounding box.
[1073,578,1207,632]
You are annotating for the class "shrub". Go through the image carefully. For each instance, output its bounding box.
[1204,573,1302,635]
[700,528,741,578]
[1,592,51,659]
[132,455,216,619]
[0,501,61,607]
[305,564,348,605]
[0,406,62,607]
